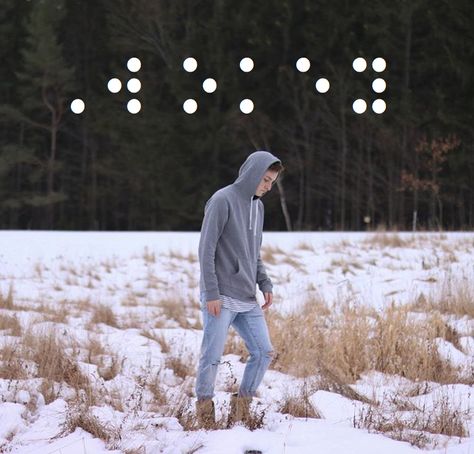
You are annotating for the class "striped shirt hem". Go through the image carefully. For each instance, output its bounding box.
[220,294,257,313]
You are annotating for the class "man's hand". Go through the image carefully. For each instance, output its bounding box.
[262,292,273,310]
[207,299,222,316]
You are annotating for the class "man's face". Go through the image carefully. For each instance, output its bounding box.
[255,169,279,197]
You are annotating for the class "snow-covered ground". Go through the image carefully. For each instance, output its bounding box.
[1,230,474,454]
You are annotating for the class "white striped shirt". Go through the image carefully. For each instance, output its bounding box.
[220,294,257,313]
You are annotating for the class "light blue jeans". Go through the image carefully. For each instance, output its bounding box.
[195,302,273,400]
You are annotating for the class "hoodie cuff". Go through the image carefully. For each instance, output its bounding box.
[258,283,273,294]
[203,288,220,302]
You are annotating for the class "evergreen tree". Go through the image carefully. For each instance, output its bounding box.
[10,0,75,227]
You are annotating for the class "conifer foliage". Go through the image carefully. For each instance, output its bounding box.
[0,0,473,230]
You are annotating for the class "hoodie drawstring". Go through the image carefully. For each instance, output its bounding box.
[249,197,258,237]
[253,200,258,236]
[249,197,253,230]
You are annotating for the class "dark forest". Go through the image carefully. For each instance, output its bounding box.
[1,0,473,231]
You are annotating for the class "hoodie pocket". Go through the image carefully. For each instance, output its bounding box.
[232,257,240,275]
[227,257,256,294]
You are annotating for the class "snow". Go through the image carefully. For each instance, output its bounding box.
[1,230,474,453]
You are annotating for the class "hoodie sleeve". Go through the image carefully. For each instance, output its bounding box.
[257,212,273,294]
[198,194,229,302]
[257,253,273,293]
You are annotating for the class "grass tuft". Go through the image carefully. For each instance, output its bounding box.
[0,313,22,336]
[91,304,119,328]
[0,283,15,309]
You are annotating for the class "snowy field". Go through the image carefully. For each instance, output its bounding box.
[1,230,474,454]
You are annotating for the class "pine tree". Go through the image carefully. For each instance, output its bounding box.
[15,0,75,227]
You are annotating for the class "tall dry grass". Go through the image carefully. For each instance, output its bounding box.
[355,390,469,448]
[411,277,474,319]
[0,328,93,403]
[278,381,322,419]
[0,313,22,336]
[0,283,15,309]
[90,304,119,328]
[268,295,462,388]
[363,232,414,249]
[261,245,285,265]
[60,400,117,446]
[153,297,198,329]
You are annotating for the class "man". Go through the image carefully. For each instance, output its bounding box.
[196,150,283,429]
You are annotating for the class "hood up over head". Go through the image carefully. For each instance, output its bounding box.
[233,151,281,199]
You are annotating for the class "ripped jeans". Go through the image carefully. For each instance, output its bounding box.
[195,302,273,400]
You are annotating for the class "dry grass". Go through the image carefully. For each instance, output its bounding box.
[61,402,116,445]
[0,313,22,336]
[296,241,314,252]
[261,245,285,265]
[269,295,462,388]
[0,328,93,404]
[142,247,156,264]
[281,255,307,272]
[429,313,463,351]
[24,330,90,391]
[165,355,194,380]
[66,297,93,315]
[156,297,193,328]
[85,335,107,360]
[279,382,322,419]
[121,293,140,307]
[91,304,119,328]
[168,395,200,430]
[0,283,15,309]
[167,249,198,263]
[36,302,69,324]
[146,270,167,289]
[370,306,459,384]
[148,378,168,409]
[97,355,123,381]
[355,391,469,448]
[411,278,474,319]
[140,330,172,355]
[364,233,414,249]
[224,332,248,361]
[0,343,27,379]
[328,257,364,275]
[83,335,122,381]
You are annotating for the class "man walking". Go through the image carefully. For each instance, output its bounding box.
[196,150,283,429]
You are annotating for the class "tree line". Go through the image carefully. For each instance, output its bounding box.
[1,0,473,231]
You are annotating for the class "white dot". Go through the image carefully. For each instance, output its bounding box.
[70,98,85,114]
[127,99,141,114]
[352,99,367,114]
[372,57,386,72]
[127,78,141,93]
[107,78,122,93]
[202,78,217,93]
[240,99,254,114]
[352,57,367,72]
[127,57,141,73]
[183,99,198,114]
[183,57,198,72]
[240,57,254,72]
[372,78,386,93]
[372,99,386,114]
[296,57,311,72]
[315,78,330,93]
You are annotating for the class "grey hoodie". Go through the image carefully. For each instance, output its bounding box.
[199,151,281,303]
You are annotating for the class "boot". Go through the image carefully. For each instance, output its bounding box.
[196,399,215,429]
[228,393,252,427]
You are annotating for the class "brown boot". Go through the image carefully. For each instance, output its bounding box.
[196,399,215,429]
[228,393,252,427]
